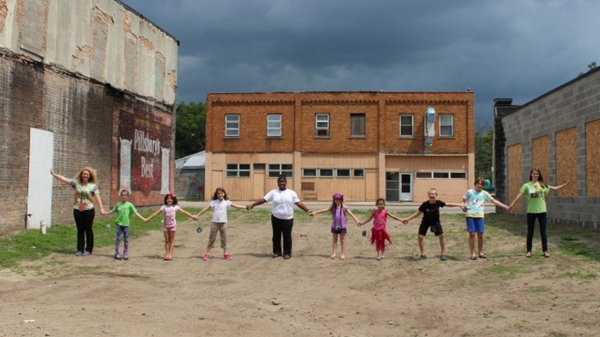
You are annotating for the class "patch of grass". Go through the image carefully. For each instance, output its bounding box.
[0,209,193,269]
[525,285,549,294]
[77,265,104,272]
[547,331,568,337]
[477,264,521,278]
[561,271,597,280]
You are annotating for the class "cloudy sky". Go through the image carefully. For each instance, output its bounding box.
[120,0,599,126]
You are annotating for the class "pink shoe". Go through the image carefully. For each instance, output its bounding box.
[224,253,232,261]
[203,253,210,261]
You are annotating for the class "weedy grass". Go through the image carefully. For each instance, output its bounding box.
[0,209,199,268]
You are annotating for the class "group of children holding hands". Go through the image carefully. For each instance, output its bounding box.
[102,169,567,263]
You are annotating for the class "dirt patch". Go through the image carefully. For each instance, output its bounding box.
[1,211,599,337]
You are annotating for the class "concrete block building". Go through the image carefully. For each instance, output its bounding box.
[205,91,475,203]
[494,67,600,228]
[0,0,178,230]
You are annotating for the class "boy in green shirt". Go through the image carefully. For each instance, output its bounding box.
[102,190,147,260]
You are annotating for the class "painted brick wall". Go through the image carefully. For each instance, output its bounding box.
[0,52,174,230]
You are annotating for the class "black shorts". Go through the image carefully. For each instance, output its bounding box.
[418,222,444,236]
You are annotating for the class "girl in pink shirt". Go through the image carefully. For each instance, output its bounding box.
[359,198,403,260]
[145,192,197,260]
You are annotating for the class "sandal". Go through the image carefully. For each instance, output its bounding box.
[543,252,550,258]
[526,252,532,258]
[478,254,487,259]
[470,256,477,260]
[224,253,232,261]
[203,253,210,261]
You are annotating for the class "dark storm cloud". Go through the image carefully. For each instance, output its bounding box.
[120,0,600,125]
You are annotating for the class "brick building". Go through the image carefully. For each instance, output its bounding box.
[0,0,178,230]
[205,92,475,202]
[494,67,600,229]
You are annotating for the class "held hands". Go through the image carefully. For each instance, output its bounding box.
[246,204,253,211]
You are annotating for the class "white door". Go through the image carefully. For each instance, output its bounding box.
[399,173,413,201]
[27,128,54,229]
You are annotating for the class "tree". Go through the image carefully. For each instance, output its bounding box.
[475,123,493,180]
[175,101,206,159]
[578,61,597,76]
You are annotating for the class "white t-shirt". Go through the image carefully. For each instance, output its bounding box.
[263,188,300,220]
[210,199,232,223]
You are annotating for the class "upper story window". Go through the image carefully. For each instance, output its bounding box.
[226,164,250,177]
[350,113,366,137]
[225,114,240,137]
[439,115,454,137]
[315,114,329,137]
[399,114,414,137]
[267,114,282,137]
[268,164,292,178]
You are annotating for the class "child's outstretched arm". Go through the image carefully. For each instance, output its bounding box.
[508,194,522,213]
[145,208,162,223]
[101,208,114,216]
[345,209,361,225]
[230,203,246,210]
[401,210,422,224]
[549,180,570,191]
[358,212,374,227]
[134,212,147,222]
[491,198,510,211]
[445,202,463,208]
[178,208,199,221]
[387,211,403,222]
[311,208,330,216]
[196,204,211,217]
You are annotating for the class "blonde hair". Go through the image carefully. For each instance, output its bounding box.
[75,167,97,184]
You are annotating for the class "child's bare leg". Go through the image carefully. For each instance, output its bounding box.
[418,234,425,256]
[477,232,484,256]
[163,231,169,258]
[468,232,476,259]
[167,232,176,259]
[340,234,346,260]
[438,234,446,255]
[331,233,338,259]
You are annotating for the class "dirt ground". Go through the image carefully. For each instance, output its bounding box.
[1,209,599,337]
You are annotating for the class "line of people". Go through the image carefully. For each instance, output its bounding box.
[51,168,568,262]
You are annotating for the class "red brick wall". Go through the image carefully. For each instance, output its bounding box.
[206,92,474,154]
[0,52,174,229]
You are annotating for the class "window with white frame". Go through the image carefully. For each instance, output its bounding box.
[267,114,282,137]
[319,168,334,177]
[302,168,317,177]
[399,114,414,137]
[268,164,292,178]
[336,169,351,177]
[439,115,454,137]
[315,114,329,137]
[416,171,466,179]
[350,113,366,137]
[225,114,240,137]
[226,164,250,177]
[353,169,365,177]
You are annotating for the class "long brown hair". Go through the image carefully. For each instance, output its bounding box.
[529,167,546,187]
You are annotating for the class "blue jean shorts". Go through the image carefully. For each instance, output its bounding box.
[466,217,485,233]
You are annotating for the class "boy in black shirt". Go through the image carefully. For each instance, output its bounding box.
[401,188,463,261]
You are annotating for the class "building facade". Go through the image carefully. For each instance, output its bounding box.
[205,92,475,203]
[0,0,178,230]
[494,67,600,229]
